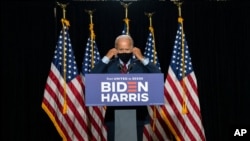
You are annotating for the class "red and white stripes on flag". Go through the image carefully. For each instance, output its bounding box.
[143,106,173,141]
[143,28,171,141]
[81,37,107,141]
[86,105,107,141]
[161,17,206,141]
[42,23,89,141]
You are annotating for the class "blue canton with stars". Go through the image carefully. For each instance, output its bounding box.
[170,23,193,80]
[144,32,161,70]
[53,26,78,82]
[82,38,101,75]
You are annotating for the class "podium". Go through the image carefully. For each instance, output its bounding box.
[115,109,137,141]
[85,73,164,140]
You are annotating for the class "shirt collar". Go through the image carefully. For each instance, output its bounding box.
[119,59,131,66]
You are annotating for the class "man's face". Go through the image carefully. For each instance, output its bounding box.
[116,38,133,53]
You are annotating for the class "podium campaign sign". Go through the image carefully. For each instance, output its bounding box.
[85,73,164,106]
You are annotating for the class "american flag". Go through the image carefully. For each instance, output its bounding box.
[161,19,206,141]
[144,31,161,70]
[81,37,107,141]
[142,29,171,141]
[82,38,100,74]
[41,24,89,140]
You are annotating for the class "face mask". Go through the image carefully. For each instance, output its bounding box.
[117,53,133,64]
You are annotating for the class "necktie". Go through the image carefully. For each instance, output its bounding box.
[121,63,127,73]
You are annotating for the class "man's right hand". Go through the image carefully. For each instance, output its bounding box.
[105,48,118,59]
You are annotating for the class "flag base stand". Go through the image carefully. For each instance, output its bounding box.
[115,109,137,141]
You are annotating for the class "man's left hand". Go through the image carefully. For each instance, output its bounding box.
[132,47,144,61]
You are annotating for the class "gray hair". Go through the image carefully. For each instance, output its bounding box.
[115,34,134,48]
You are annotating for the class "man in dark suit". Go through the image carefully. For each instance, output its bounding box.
[91,34,161,141]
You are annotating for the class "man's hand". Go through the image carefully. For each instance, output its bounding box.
[106,48,118,59]
[132,47,144,61]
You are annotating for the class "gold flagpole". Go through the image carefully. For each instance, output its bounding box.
[173,1,188,114]
[145,12,158,133]
[145,12,156,64]
[160,2,185,141]
[57,2,70,114]
[121,2,132,35]
[85,9,96,69]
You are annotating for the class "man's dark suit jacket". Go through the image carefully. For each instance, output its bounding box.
[90,57,161,121]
